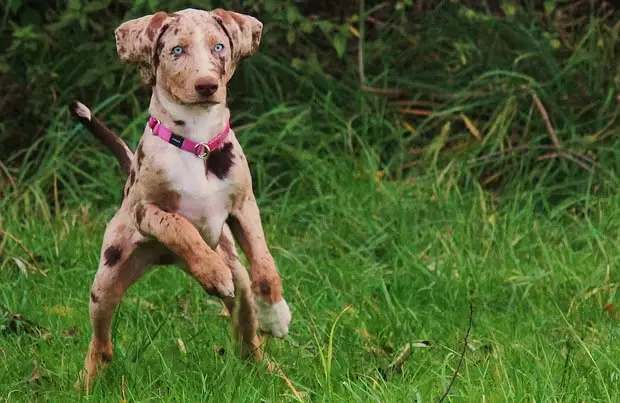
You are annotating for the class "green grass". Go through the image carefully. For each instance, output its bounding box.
[2,156,620,401]
[1,3,619,402]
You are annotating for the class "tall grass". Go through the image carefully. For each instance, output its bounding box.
[1,2,618,217]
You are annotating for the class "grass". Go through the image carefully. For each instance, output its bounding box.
[1,2,619,402]
[2,161,620,401]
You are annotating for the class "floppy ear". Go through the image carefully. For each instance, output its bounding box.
[114,11,174,85]
[212,9,263,64]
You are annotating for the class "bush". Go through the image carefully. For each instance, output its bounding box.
[0,0,618,207]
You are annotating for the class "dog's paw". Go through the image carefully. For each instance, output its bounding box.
[198,264,235,299]
[209,272,235,299]
[255,298,291,338]
[215,280,235,299]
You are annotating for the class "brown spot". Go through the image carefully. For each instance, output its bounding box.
[90,291,100,304]
[216,54,226,78]
[135,204,145,226]
[146,11,168,41]
[206,142,235,179]
[251,29,261,49]
[151,24,171,82]
[128,168,136,186]
[103,245,122,266]
[259,279,271,296]
[136,143,145,169]
[157,189,181,212]
[101,352,113,362]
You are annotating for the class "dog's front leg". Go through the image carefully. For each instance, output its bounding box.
[227,194,291,338]
[134,203,234,298]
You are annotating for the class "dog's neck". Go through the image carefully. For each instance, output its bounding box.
[149,86,230,143]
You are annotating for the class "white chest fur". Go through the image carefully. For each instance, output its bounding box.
[141,134,238,248]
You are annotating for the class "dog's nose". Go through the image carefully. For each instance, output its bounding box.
[194,76,219,96]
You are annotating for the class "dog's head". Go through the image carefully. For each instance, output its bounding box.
[114,8,262,105]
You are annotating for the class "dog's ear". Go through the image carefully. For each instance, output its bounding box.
[115,12,174,85]
[212,9,263,64]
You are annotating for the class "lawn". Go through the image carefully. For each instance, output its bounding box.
[1,2,619,402]
[2,151,620,401]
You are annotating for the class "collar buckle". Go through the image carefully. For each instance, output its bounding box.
[195,143,212,160]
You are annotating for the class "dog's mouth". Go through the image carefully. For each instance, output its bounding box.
[187,99,220,106]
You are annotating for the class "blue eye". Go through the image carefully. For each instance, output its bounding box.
[172,46,184,55]
[214,43,224,52]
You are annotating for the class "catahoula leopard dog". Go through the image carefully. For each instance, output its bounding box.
[69,8,291,390]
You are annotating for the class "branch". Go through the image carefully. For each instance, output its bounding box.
[521,86,561,149]
[438,296,474,403]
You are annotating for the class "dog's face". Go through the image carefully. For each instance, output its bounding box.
[114,8,262,105]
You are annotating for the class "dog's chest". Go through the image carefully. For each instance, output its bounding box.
[146,141,238,247]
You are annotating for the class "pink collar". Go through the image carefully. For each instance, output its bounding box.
[148,116,231,160]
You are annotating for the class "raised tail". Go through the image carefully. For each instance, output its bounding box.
[68,100,133,176]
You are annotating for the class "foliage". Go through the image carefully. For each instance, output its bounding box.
[0,0,618,206]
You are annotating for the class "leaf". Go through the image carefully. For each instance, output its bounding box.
[177,338,186,354]
[286,30,296,45]
[11,257,28,276]
[544,0,556,15]
[286,4,301,24]
[9,0,22,12]
[300,20,314,34]
[332,34,347,58]
[460,113,481,140]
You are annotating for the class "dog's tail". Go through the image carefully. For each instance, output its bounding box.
[68,100,133,176]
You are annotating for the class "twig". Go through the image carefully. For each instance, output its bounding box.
[537,152,594,172]
[470,145,556,164]
[593,94,620,143]
[521,86,561,149]
[398,108,433,116]
[0,302,48,336]
[0,159,15,188]
[0,230,36,263]
[265,354,305,402]
[438,297,474,403]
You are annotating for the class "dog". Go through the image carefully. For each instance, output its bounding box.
[69,8,291,390]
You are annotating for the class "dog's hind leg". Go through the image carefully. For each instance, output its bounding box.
[216,224,262,360]
[76,212,155,392]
